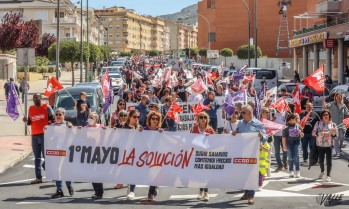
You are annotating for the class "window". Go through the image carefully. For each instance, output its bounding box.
[54,12,64,18]
[104,41,107,45]
[109,18,113,21]
[116,33,120,37]
[35,11,48,21]
[116,26,120,30]
[207,0,216,9]
[104,34,107,38]
[109,34,113,38]
[209,32,216,41]
[108,41,112,45]
[101,17,106,22]
[109,26,113,30]
[65,33,70,37]
[116,18,120,21]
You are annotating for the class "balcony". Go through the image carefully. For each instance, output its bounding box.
[61,37,77,41]
[293,17,348,36]
[316,0,340,13]
[53,17,77,24]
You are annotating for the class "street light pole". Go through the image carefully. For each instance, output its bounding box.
[80,0,83,83]
[56,0,60,80]
[86,0,89,82]
[254,0,258,67]
[241,0,251,67]
[198,13,210,50]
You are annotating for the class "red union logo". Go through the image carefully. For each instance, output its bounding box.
[233,158,257,164]
[46,150,66,156]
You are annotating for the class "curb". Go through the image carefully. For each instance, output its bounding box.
[0,150,32,175]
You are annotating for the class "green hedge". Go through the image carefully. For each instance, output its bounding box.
[17,65,53,73]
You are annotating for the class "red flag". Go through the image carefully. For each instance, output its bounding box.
[166,102,183,124]
[191,78,208,95]
[343,118,349,128]
[270,98,290,113]
[260,118,287,136]
[292,82,301,114]
[206,75,214,87]
[191,101,211,116]
[44,76,63,97]
[243,74,256,85]
[101,69,110,98]
[299,111,311,129]
[303,65,325,94]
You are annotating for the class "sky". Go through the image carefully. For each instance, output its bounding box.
[70,0,198,16]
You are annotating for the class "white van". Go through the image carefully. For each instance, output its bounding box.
[247,68,278,93]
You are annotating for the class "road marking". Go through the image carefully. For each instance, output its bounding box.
[16,198,74,205]
[169,194,218,199]
[23,164,35,169]
[101,196,148,201]
[283,182,322,192]
[233,190,317,198]
[0,177,46,186]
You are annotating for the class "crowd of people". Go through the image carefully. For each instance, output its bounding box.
[21,57,349,206]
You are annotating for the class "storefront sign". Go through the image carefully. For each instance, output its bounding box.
[290,32,327,48]
[323,39,336,49]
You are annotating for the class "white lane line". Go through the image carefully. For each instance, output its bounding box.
[283,182,322,192]
[0,177,46,186]
[16,198,74,205]
[170,194,218,199]
[233,190,316,198]
[99,196,148,202]
[23,164,35,169]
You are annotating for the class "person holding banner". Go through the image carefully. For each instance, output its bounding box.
[110,99,126,128]
[142,111,164,200]
[114,110,128,128]
[49,108,74,198]
[23,93,55,184]
[223,111,240,134]
[324,93,349,157]
[190,112,215,202]
[282,113,304,178]
[83,112,106,200]
[75,92,91,127]
[312,110,338,182]
[232,105,267,205]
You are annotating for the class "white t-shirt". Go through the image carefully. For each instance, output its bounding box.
[224,121,238,133]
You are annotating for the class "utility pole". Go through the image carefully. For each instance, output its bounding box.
[241,0,251,67]
[80,0,83,83]
[86,0,89,82]
[56,0,60,80]
[254,0,258,67]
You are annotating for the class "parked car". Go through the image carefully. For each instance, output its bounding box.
[109,73,125,94]
[247,68,278,93]
[99,66,122,79]
[54,84,107,126]
[110,60,125,67]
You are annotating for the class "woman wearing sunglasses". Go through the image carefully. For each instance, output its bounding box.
[223,111,240,134]
[137,111,164,201]
[49,108,74,199]
[111,99,126,128]
[190,112,215,202]
[312,110,338,182]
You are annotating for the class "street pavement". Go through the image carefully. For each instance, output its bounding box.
[1,151,349,208]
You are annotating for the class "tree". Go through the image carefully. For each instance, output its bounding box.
[88,43,101,63]
[36,33,56,57]
[199,48,208,57]
[99,45,111,61]
[35,56,50,66]
[120,51,132,57]
[236,45,262,60]
[220,48,233,67]
[0,13,38,51]
[147,50,159,57]
[184,48,198,58]
[49,41,80,86]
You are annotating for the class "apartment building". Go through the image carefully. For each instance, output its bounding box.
[0,0,102,45]
[95,7,166,53]
[166,21,198,51]
[163,26,171,53]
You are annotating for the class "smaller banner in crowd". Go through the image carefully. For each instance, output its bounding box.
[45,127,260,190]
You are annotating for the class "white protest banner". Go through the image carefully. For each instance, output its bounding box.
[45,127,260,190]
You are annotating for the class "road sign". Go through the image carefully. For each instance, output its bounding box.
[17,48,35,66]
[207,50,219,59]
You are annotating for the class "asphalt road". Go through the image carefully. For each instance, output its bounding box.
[1,151,349,209]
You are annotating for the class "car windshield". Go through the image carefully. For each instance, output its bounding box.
[109,74,121,79]
[253,70,276,79]
[55,93,95,110]
[111,61,124,66]
[102,68,120,74]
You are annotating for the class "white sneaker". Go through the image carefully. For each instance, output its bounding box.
[325,176,331,182]
[126,192,135,200]
[203,192,209,201]
[197,191,204,200]
[267,168,271,177]
[289,171,294,178]
[257,186,262,191]
[318,172,325,179]
[295,170,301,178]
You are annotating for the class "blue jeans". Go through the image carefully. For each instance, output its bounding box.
[168,126,178,132]
[209,118,218,132]
[21,92,25,103]
[200,188,208,192]
[274,136,287,167]
[286,140,300,171]
[301,134,316,161]
[56,181,72,190]
[32,134,45,179]
[77,119,87,126]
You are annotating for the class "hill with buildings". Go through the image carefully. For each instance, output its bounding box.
[160,3,198,25]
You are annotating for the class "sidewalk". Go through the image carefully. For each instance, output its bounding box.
[0,70,84,175]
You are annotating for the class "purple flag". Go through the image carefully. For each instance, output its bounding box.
[238,65,248,74]
[103,79,114,114]
[233,73,244,83]
[257,83,265,101]
[221,103,236,117]
[225,90,246,105]
[6,83,20,121]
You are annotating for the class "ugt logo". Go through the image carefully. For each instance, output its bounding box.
[316,193,343,206]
